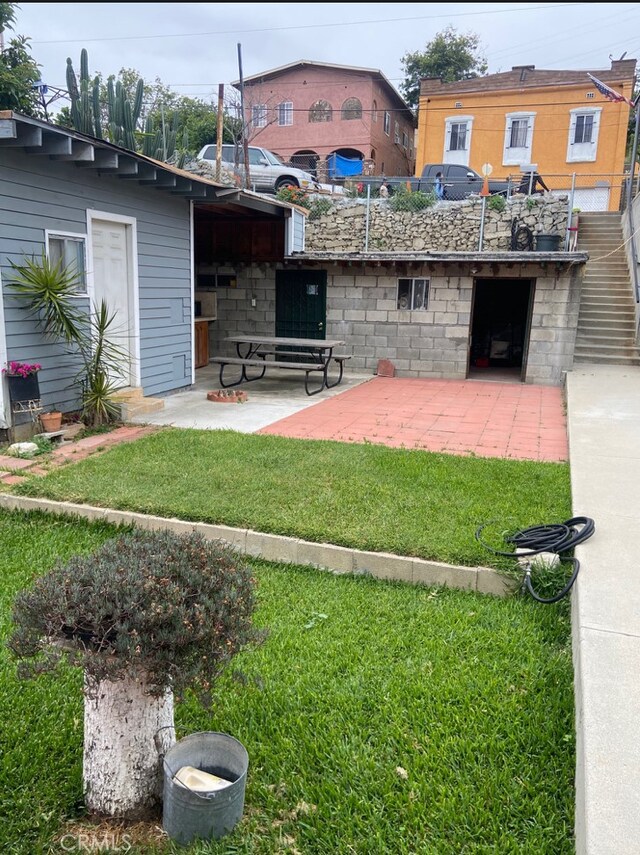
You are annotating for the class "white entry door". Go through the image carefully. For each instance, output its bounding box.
[90,218,136,387]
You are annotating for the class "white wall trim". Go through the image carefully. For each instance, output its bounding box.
[443,116,473,166]
[0,267,9,428]
[86,209,141,388]
[566,106,602,163]
[502,112,536,167]
[189,200,195,385]
[44,228,89,297]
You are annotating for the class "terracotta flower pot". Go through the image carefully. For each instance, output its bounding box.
[40,411,63,432]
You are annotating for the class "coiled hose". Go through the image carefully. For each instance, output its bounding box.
[475,516,596,603]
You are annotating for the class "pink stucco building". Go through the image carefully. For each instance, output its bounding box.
[233,60,416,179]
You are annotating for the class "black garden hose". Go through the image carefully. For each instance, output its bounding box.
[475,516,596,603]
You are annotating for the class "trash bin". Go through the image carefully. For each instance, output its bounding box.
[163,731,249,845]
[535,233,562,251]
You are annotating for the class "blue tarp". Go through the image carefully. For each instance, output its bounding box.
[327,153,363,179]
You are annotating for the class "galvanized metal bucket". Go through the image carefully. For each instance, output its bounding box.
[162,731,248,845]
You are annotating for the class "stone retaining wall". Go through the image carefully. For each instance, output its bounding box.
[306,195,569,253]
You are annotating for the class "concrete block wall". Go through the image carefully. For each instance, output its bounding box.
[209,260,581,385]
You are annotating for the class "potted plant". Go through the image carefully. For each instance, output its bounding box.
[8,528,264,820]
[40,407,63,432]
[2,361,41,405]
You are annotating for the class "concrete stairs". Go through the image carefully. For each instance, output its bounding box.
[574,212,640,367]
[111,387,164,421]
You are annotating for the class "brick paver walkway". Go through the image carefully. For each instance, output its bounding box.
[0,425,157,485]
[259,377,568,462]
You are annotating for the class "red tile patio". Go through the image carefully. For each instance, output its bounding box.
[258,377,568,462]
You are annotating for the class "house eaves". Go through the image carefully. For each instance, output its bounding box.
[232,59,415,119]
[420,59,637,98]
[0,111,294,220]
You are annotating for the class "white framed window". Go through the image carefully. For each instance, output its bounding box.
[251,104,267,128]
[397,278,429,311]
[444,116,473,165]
[45,231,87,293]
[402,132,409,149]
[394,121,401,144]
[567,107,602,162]
[383,111,391,135]
[277,101,293,126]
[503,112,535,166]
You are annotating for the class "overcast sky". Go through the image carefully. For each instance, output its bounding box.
[13,2,640,109]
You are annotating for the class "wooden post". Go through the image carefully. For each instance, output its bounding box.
[216,84,224,183]
[237,43,251,190]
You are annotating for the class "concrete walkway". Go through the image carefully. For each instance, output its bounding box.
[566,365,640,855]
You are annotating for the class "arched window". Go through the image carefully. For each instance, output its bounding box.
[309,100,333,123]
[341,97,362,120]
[372,100,378,122]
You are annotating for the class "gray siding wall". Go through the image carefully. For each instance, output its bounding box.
[210,261,582,386]
[0,148,192,415]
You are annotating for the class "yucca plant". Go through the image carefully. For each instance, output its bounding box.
[76,300,128,426]
[7,251,86,344]
[7,253,126,427]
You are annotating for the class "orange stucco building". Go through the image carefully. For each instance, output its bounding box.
[416,59,636,211]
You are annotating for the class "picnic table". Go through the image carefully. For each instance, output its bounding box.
[210,335,349,396]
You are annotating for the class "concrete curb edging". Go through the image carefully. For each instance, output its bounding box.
[0,493,514,597]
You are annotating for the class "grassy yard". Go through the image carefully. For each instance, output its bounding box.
[0,510,575,854]
[11,429,571,569]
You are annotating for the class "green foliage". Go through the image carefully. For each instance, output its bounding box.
[488,193,507,212]
[389,184,436,212]
[400,26,488,109]
[32,435,54,455]
[14,429,571,570]
[66,50,145,150]
[308,197,333,220]
[62,55,239,164]
[8,528,264,701]
[75,301,127,427]
[6,254,124,427]
[0,3,42,116]
[526,196,537,211]
[0,511,575,853]
[275,185,311,208]
[6,252,86,344]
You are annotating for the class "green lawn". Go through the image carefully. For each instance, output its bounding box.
[0,511,575,854]
[12,429,571,568]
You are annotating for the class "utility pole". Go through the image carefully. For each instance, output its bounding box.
[216,84,224,183]
[237,43,251,190]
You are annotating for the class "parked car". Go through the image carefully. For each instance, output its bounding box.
[359,164,513,199]
[197,144,319,193]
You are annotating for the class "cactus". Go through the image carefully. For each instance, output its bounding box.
[66,49,94,137]
[65,49,188,159]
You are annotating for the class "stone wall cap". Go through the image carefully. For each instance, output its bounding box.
[286,251,588,265]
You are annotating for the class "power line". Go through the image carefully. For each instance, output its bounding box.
[31,3,578,45]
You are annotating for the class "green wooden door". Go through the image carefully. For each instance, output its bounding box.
[275,270,327,339]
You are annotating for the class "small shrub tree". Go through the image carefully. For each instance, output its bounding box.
[8,528,264,819]
[389,185,436,212]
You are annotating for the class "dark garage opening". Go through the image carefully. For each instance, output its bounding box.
[469,278,534,381]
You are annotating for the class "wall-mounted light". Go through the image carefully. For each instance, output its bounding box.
[470,266,479,275]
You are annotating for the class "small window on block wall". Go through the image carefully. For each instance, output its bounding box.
[397,278,429,311]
